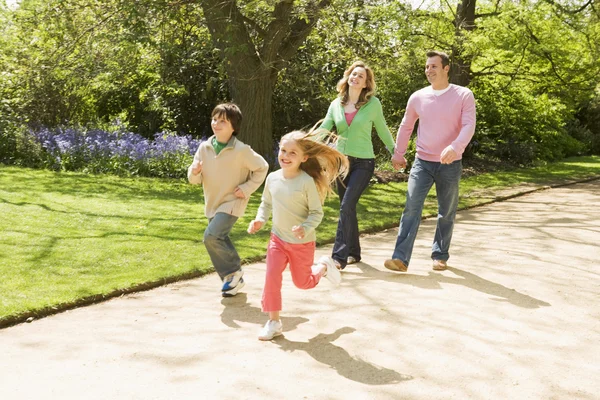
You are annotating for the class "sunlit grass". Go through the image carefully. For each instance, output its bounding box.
[1,155,599,323]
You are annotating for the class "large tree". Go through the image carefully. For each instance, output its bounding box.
[199,0,332,158]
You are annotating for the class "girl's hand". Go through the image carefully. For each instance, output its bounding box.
[292,225,305,239]
[191,160,203,175]
[234,187,246,199]
[247,220,264,234]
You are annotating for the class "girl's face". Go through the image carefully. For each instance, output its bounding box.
[278,139,308,171]
[347,67,368,90]
[211,113,235,142]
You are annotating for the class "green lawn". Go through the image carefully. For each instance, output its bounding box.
[1,155,599,326]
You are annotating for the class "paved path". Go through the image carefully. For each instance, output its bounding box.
[1,180,599,400]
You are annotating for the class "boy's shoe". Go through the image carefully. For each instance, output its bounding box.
[384,259,408,272]
[432,259,448,271]
[222,269,244,297]
[258,320,283,341]
[222,278,245,297]
[318,256,342,286]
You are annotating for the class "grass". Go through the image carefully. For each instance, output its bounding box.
[1,155,599,326]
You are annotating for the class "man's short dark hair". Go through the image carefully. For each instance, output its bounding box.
[211,103,243,136]
[426,51,450,68]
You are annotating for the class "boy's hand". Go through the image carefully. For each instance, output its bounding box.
[247,220,264,234]
[234,187,246,199]
[191,160,203,175]
[292,225,305,239]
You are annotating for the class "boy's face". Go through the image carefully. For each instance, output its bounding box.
[211,113,235,143]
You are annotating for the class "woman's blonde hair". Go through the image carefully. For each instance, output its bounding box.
[279,126,348,203]
[336,60,376,108]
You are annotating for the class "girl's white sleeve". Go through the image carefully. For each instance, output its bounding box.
[255,175,272,223]
[300,179,324,235]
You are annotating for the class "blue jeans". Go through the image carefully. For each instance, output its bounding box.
[332,157,375,268]
[392,158,462,265]
[203,212,241,280]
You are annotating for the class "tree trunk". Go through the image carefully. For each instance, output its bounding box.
[229,68,278,162]
[450,0,477,86]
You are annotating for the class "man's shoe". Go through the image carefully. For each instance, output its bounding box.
[432,259,448,271]
[384,259,408,272]
[258,320,283,341]
[318,256,342,286]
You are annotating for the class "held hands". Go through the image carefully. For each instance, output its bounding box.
[247,220,264,234]
[291,225,305,239]
[440,146,458,164]
[191,160,203,175]
[234,187,246,199]
[392,156,407,171]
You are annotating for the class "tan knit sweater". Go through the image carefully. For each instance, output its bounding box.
[187,136,268,218]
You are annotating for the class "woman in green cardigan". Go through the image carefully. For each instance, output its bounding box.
[320,61,396,270]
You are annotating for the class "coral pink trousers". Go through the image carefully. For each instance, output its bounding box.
[261,234,322,312]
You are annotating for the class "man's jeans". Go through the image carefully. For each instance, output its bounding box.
[332,157,375,268]
[204,212,241,280]
[392,158,462,265]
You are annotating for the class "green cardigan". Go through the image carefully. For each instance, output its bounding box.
[320,96,395,159]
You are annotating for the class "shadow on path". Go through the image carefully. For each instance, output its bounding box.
[346,263,550,309]
[220,294,309,331]
[275,327,413,385]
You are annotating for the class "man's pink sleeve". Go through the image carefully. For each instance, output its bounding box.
[392,96,419,163]
[450,92,476,156]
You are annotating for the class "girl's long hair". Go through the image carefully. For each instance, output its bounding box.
[336,60,376,109]
[280,126,349,203]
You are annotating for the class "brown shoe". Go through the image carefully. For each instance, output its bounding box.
[432,259,448,271]
[384,259,408,272]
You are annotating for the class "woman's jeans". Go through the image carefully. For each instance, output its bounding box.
[332,157,375,268]
[203,212,241,280]
[391,158,462,266]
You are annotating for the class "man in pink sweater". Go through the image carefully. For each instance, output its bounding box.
[384,51,476,273]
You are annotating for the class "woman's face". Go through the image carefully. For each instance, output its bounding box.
[347,67,368,90]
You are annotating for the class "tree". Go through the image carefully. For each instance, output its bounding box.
[199,0,332,159]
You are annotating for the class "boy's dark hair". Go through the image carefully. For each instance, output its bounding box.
[211,103,243,136]
[426,50,450,68]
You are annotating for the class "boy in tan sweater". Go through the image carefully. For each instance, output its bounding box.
[188,103,269,297]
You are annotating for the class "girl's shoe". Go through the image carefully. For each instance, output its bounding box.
[258,320,283,341]
[318,256,342,286]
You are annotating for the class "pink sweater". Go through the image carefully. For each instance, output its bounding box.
[393,84,476,163]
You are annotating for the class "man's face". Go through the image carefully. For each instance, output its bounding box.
[425,56,449,86]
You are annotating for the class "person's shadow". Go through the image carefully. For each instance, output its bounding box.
[220,293,309,331]
[347,263,550,309]
[275,327,412,385]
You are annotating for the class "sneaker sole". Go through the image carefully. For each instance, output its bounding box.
[222,280,245,297]
[258,331,283,341]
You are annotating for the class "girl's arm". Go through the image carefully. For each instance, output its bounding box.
[299,178,324,236]
[248,176,272,234]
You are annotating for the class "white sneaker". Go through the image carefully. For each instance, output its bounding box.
[222,269,244,295]
[258,320,283,341]
[318,256,341,286]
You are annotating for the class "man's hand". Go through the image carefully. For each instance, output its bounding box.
[191,160,203,175]
[234,187,246,199]
[392,156,407,171]
[247,220,264,234]
[440,146,457,164]
[291,225,305,239]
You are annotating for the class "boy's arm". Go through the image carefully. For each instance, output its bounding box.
[237,146,269,198]
[187,146,203,185]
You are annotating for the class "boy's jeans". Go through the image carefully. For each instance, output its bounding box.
[332,157,375,268]
[204,212,241,280]
[391,158,462,266]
